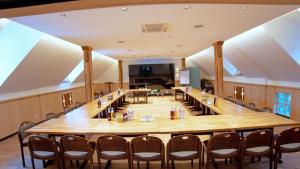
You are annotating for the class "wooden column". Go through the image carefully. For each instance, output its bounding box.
[181,58,186,70]
[118,60,123,89]
[82,46,94,102]
[213,41,224,98]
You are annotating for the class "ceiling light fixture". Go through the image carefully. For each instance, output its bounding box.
[122,7,127,12]
[184,5,190,10]
[193,24,204,28]
[240,6,248,11]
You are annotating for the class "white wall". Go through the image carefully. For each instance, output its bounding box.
[122,58,182,82]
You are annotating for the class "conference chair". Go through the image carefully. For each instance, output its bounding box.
[131,136,165,169]
[274,127,300,169]
[97,135,131,169]
[46,112,60,120]
[18,121,36,167]
[60,135,96,169]
[204,132,241,169]
[240,129,273,169]
[167,134,202,169]
[28,135,61,169]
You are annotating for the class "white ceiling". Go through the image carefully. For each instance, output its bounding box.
[11,4,299,59]
[186,9,300,82]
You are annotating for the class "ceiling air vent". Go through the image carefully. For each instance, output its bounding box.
[141,24,168,33]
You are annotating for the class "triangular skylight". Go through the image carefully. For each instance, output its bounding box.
[187,47,240,76]
[63,51,116,84]
[0,19,44,86]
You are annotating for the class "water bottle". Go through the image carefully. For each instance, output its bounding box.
[179,107,185,119]
[107,108,112,121]
[110,107,114,119]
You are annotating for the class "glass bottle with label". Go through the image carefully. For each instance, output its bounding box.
[108,108,112,121]
[170,107,175,120]
[179,107,185,119]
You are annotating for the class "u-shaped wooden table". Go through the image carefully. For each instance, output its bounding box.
[26,88,300,136]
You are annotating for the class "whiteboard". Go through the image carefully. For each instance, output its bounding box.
[179,70,190,85]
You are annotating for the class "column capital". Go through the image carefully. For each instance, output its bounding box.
[212,41,224,47]
[81,46,93,51]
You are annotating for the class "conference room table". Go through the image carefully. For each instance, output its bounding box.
[26,88,300,136]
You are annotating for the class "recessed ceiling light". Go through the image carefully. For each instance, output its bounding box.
[184,5,190,10]
[240,6,248,11]
[117,40,125,43]
[122,7,127,12]
[193,25,204,28]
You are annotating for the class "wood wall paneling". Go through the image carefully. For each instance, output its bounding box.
[222,81,300,122]
[0,86,86,139]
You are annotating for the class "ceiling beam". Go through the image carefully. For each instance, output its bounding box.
[1,0,300,18]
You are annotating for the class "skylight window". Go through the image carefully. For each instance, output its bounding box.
[187,47,240,76]
[63,60,84,83]
[223,58,240,76]
[63,51,100,83]
[0,19,43,86]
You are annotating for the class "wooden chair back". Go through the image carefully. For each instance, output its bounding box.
[131,136,163,154]
[19,121,36,140]
[46,113,59,120]
[61,135,92,155]
[242,129,273,149]
[209,132,240,151]
[277,127,300,148]
[29,136,59,157]
[97,135,128,153]
[168,134,201,153]
[259,107,273,113]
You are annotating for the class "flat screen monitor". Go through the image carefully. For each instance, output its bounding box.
[128,63,175,89]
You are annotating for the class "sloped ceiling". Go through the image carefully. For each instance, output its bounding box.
[74,54,118,83]
[0,35,83,94]
[11,4,299,59]
[1,4,300,98]
[187,9,300,83]
[0,20,118,95]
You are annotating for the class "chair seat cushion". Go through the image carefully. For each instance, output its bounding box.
[33,151,55,158]
[64,151,88,158]
[101,151,126,159]
[171,151,198,159]
[211,149,238,157]
[280,143,300,152]
[246,146,270,154]
[134,152,161,160]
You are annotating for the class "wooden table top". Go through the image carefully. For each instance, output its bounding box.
[127,88,152,92]
[26,88,300,135]
[63,90,128,119]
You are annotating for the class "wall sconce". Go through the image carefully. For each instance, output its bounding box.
[234,86,244,101]
[62,92,73,108]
